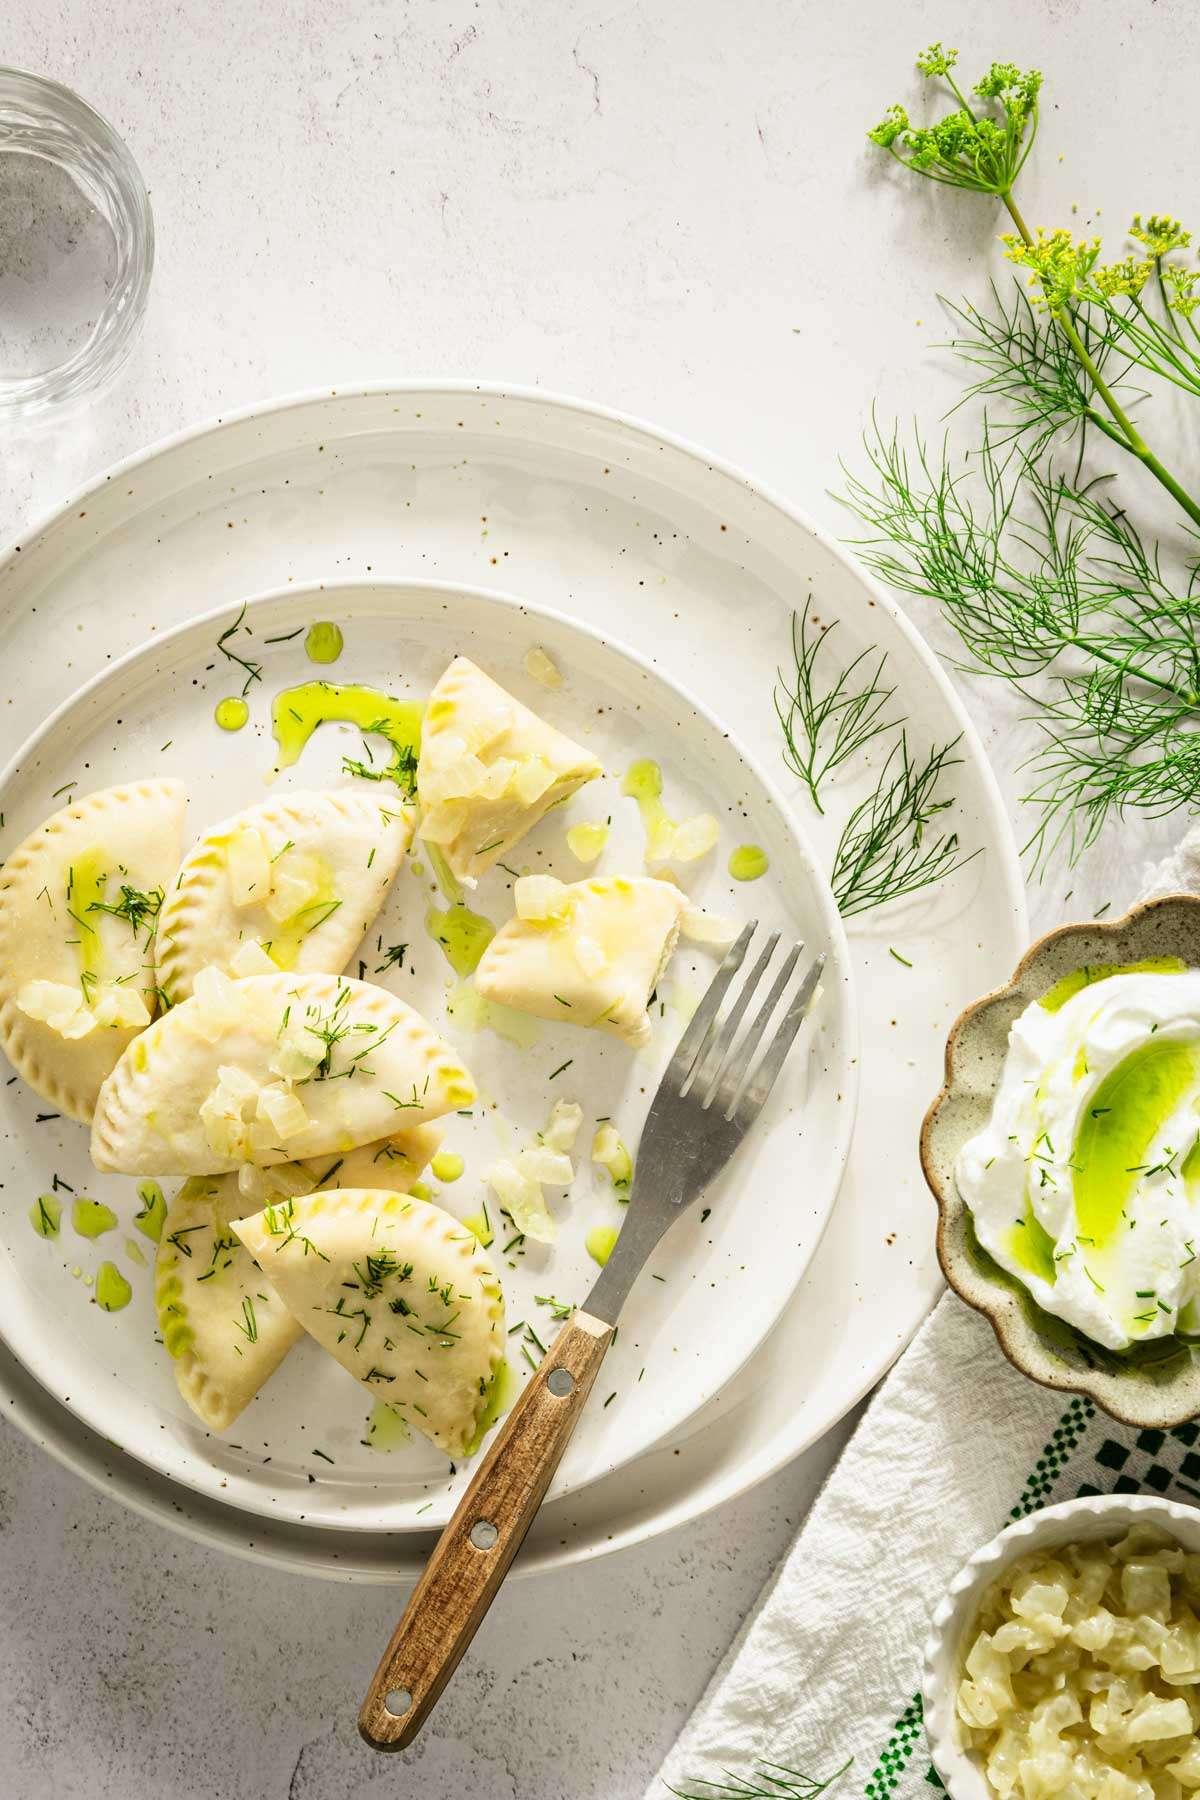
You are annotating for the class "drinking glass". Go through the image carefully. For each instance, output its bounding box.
[0,68,153,419]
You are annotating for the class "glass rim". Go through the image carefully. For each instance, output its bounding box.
[0,66,154,417]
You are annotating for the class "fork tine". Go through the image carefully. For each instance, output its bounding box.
[728,953,825,1125]
[686,930,781,1099]
[665,921,755,1086]
[699,935,798,1108]
[704,939,802,1110]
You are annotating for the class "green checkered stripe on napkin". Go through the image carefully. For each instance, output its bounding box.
[864,1397,1200,1798]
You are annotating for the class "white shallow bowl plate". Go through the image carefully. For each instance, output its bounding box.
[0,577,855,1531]
[0,384,1025,1572]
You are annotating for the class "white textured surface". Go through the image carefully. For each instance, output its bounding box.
[0,0,1194,1794]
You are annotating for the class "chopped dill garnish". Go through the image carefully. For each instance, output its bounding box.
[216,603,263,695]
[374,942,409,974]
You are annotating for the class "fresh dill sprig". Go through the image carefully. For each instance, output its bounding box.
[843,416,1200,868]
[216,604,263,696]
[775,610,899,814]
[773,605,973,912]
[831,732,978,916]
[667,1755,852,1800]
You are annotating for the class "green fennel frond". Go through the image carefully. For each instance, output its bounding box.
[831,732,978,916]
[667,1754,853,1800]
[774,609,899,813]
[940,283,1135,459]
[841,414,1200,869]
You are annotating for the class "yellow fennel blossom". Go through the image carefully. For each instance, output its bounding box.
[1003,229,1100,313]
[1164,263,1200,318]
[1130,214,1192,258]
[1092,256,1152,300]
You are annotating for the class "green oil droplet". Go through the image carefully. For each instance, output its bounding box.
[133,1179,167,1242]
[364,1400,410,1451]
[305,621,344,665]
[67,850,109,982]
[425,844,463,904]
[431,1151,465,1183]
[1039,957,1186,1014]
[467,1360,519,1453]
[96,1262,132,1312]
[464,1210,493,1247]
[215,696,250,731]
[729,845,769,882]
[409,1180,431,1200]
[1004,1200,1058,1285]
[425,901,495,978]
[73,1197,117,1239]
[30,1194,61,1238]
[1073,1038,1200,1252]
[623,758,676,858]
[586,1224,620,1267]
[124,1238,147,1268]
[271,681,422,793]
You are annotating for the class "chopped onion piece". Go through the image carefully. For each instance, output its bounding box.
[92,983,152,1030]
[227,826,271,908]
[199,1065,259,1159]
[544,1099,583,1153]
[264,864,321,924]
[510,756,555,806]
[670,813,720,862]
[255,1082,310,1141]
[565,821,608,863]
[592,1122,633,1192]
[236,1162,277,1203]
[485,1158,556,1244]
[680,905,738,949]
[515,874,569,922]
[524,645,563,688]
[229,939,278,978]
[269,1026,321,1082]
[517,1146,574,1186]
[16,979,97,1039]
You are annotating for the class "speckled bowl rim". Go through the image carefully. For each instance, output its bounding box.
[921,1492,1200,1800]
[921,893,1200,1429]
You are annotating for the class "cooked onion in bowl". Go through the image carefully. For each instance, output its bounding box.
[957,1525,1200,1797]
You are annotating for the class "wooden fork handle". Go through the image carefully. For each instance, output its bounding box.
[358,1309,614,1751]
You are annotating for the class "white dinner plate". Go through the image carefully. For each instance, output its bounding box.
[0,383,1025,1573]
[0,576,854,1530]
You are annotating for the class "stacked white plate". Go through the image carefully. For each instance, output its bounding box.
[0,386,1025,1579]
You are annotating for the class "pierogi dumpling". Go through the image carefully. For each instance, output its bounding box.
[0,779,187,1120]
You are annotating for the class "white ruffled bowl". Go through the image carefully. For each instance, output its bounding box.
[921,1493,1200,1799]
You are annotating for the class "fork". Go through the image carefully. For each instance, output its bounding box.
[358,923,825,1751]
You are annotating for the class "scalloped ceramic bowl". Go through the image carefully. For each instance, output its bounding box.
[921,1493,1200,1800]
[921,893,1200,1429]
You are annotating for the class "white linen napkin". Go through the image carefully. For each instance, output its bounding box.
[647,830,1200,1800]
